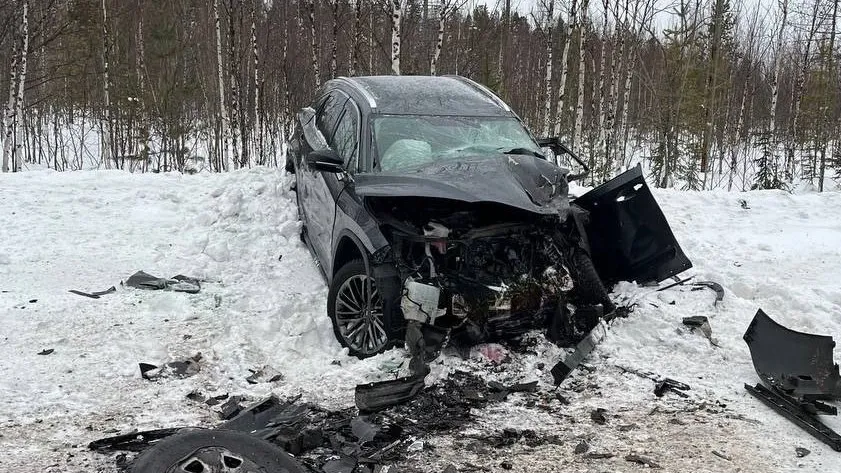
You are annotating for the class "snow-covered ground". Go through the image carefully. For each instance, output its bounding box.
[1,168,840,472]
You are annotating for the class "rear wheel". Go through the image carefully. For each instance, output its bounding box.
[328,260,391,358]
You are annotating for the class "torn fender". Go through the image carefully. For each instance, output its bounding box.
[744,309,841,399]
[574,165,692,285]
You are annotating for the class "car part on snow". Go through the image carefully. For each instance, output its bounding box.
[125,271,201,294]
[551,321,607,385]
[691,281,725,306]
[683,315,717,345]
[745,383,841,452]
[129,429,305,473]
[355,374,427,413]
[574,164,692,286]
[743,309,841,399]
[68,286,116,299]
[654,378,691,398]
[89,428,184,452]
[220,395,311,442]
[139,354,202,381]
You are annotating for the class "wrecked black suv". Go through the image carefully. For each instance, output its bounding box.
[286,75,690,359]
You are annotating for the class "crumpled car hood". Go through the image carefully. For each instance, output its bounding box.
[353,155,569,215]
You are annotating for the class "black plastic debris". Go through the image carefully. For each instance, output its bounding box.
[744,309,841,452]
[246,366,284,384]
[218,395,246,420]
[551,323,606,385]
[744,309,841,398]
[125,271,201,294]
[745,383,841,452]
[37,348,54,356]
[796,447,811,458]
[355,374,426,413]
[88,428,183,452]
[691,281,725,306]
[654,378,690,398]
[139,354,202,381]
[69,286,116,299]
[590,408,607,425]
[486,380,539,402]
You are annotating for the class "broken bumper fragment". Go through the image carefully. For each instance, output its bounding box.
[744,309,841,399]
[743,309,841,452]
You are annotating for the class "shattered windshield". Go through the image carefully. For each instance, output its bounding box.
[373,115,543,172]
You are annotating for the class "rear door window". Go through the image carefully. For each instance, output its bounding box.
[330,100,360,171]
[316,93,346,141]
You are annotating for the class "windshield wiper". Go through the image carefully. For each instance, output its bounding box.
[500,147,545,159]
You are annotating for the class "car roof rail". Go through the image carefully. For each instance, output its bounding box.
[445,75,512,112]
[336,77,378,110]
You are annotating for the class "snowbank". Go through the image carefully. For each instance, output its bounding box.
[1,168,840,472]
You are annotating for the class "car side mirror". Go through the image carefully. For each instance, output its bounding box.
[306,148,344,173]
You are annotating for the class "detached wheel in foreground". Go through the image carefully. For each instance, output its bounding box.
[328,259,390,358]
[131,429,303,473]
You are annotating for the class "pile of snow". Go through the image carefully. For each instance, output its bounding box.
[1,168,840,472]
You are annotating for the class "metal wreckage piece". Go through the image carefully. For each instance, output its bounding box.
[743,309,841,451]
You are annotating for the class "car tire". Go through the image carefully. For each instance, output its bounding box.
[567,247,615,315]
[284,153,295,173]
[328,259,393,359]
[130,429,304,473]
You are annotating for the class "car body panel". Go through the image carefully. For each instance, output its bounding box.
[354,154,569,215]
[574,164,692,285]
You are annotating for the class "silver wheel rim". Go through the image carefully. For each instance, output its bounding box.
[335,274,388,355]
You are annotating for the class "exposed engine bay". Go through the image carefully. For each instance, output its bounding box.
[367,196,609,351]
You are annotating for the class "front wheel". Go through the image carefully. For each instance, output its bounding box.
[328,260,391,358]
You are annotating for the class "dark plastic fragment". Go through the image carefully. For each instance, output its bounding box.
[745,383,841,452]
[355,374,426,413]
[89,428,183,452]
[743,309,841,398]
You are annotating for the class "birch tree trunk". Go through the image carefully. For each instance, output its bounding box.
[595,0,611,176]
[430,4,448,75]
[700,0,726,185]
[819,0,838,192]
[768,0,788,147]
[309,0,321,86]
[136,6,150,170]
[2,1,25,173]
[330,0,339,78]
[214,0,231,170]
[541,0,555,138]
[572,0,589,152]
[605,0,627,175]
[251,1,262,164]
[351,0,361,75]
[101,0,113,169]
[553,0,578,136]
[789,0,819,178]
[391,0,406,75]
[228,0,242,167]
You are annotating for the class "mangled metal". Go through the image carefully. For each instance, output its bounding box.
[743,309,841,452]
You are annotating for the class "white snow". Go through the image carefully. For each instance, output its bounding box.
[1,168,840,472]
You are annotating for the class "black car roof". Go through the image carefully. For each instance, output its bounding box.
[333,75,513,117]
